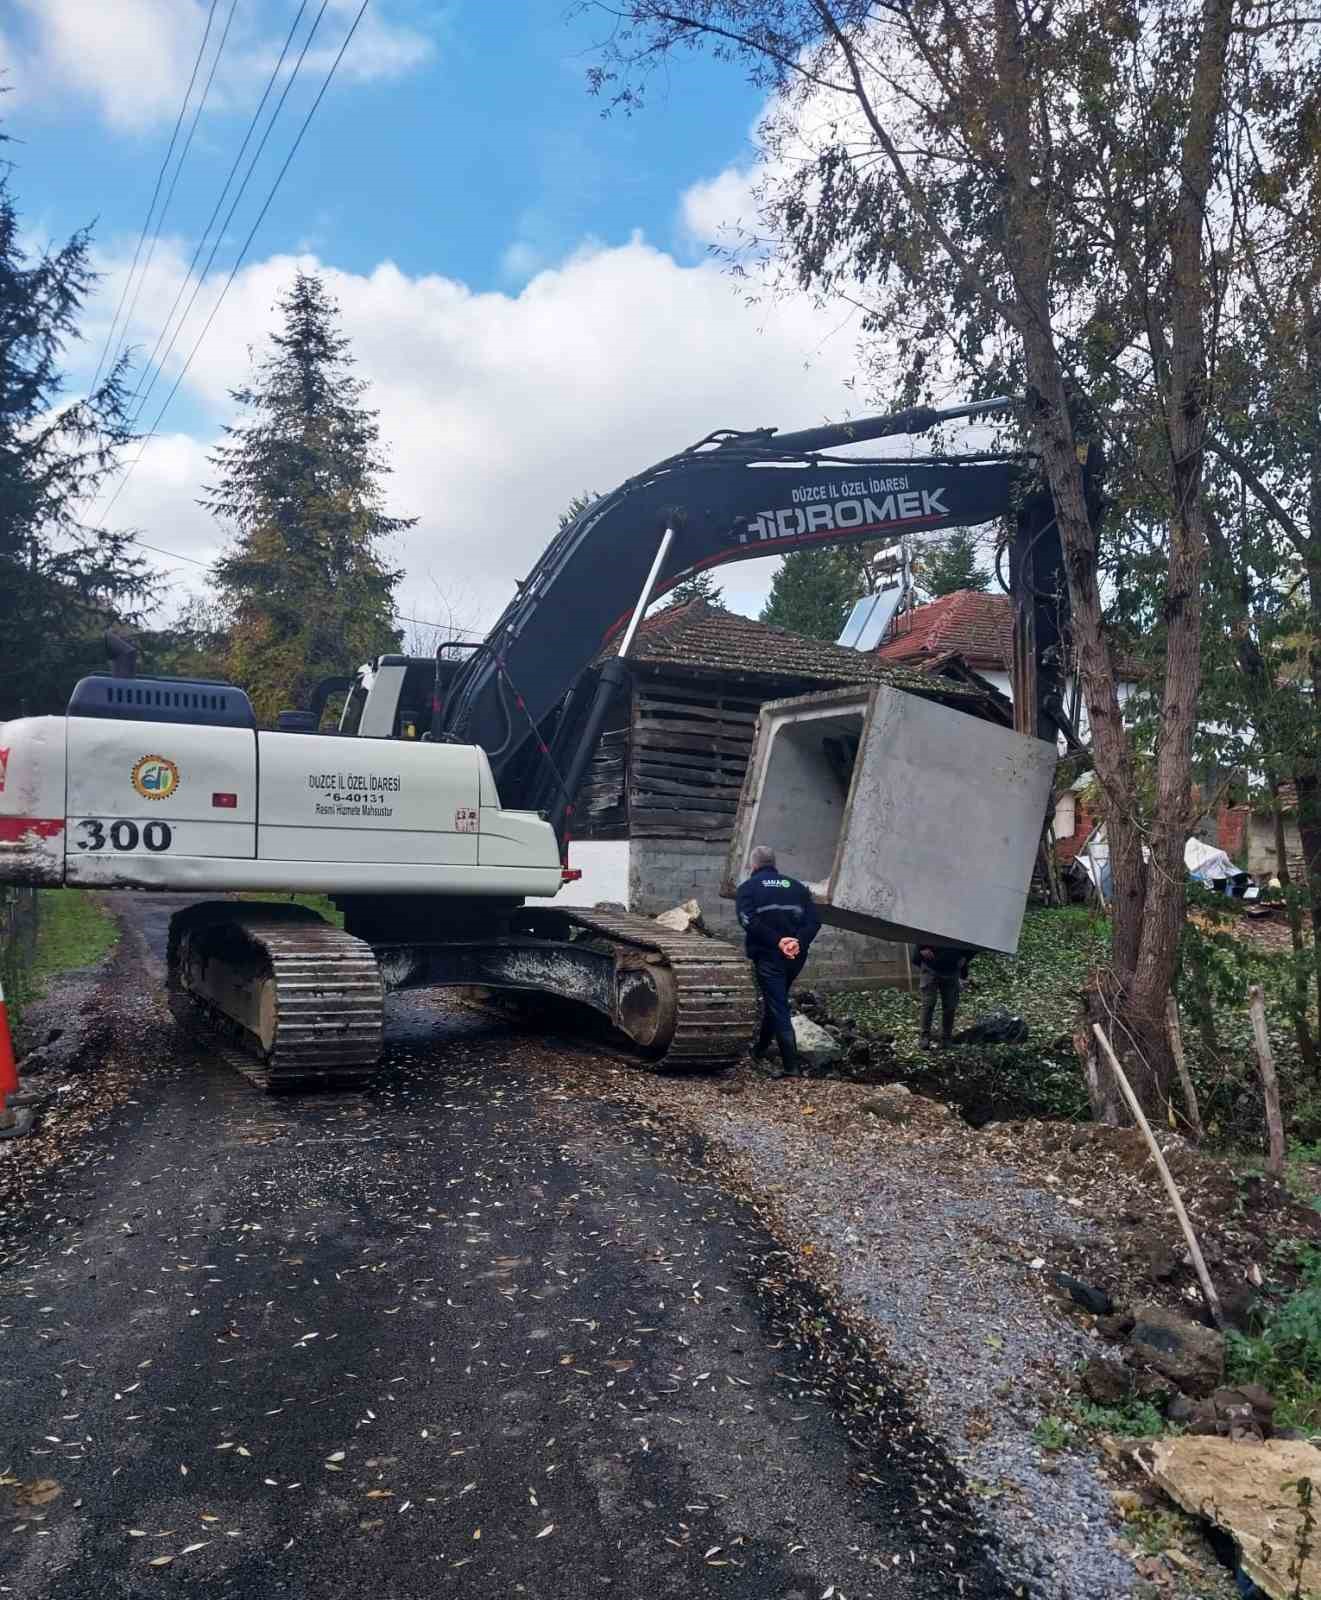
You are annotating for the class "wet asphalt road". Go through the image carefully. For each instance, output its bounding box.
[0,895,1008,1600]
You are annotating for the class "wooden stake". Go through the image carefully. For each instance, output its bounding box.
[1091,1024,1224,1329]
[1247,984,1286,1181]
[1165,994,1203,1143]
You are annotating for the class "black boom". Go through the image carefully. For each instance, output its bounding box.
[435,398,1088,828]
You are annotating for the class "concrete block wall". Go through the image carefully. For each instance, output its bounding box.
[629,837,910,989]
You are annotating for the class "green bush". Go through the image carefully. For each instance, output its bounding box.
[1032,1414,1072,1451]
[1071,1397,1169,1438]
[1228,1247,1321,1431]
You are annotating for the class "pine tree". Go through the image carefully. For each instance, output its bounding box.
[665,568,723,607]
[0,142,155,718]
[914,528,989,598]
[202,271,411,722]
[759,548,870,640]
[558,491,599,530]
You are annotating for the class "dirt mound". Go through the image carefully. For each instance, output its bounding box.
[976,1118,1321,1320]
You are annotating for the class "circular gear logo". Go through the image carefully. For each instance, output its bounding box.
[131,755,180,800]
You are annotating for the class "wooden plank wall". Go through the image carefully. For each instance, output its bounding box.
[629,679,764,840]
[576,726,629,839]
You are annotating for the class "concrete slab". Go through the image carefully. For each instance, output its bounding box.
[723,684,1056,954]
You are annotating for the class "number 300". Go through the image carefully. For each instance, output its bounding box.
[76,820,172,853]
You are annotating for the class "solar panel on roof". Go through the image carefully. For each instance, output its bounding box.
[837,587,903,651]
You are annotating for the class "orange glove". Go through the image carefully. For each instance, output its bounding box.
[778,936,801,960]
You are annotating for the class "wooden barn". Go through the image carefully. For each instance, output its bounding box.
[562,600,1007,987]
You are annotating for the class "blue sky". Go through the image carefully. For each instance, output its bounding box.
[1,0,879,632]
[10,2,764,294]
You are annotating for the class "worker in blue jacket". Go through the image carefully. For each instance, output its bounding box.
[736,845,821,1076]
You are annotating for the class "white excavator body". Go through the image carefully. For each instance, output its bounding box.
[0,662,758,1089]
[0,671,562,898]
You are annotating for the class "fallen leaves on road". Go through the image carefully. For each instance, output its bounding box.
[13,1479,61,1507]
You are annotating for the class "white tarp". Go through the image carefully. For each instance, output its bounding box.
[1073,828,1241,902]
[1184,836,1238,885]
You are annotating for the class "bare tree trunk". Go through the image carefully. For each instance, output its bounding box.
[1301,509,1321,1024]
[1270,775,1320,1071]
[1166,993,1203,1143]
[1300,293,1321,1076]
[1113,0,1231,1116]
[1248,984,1287,1181]
[989,0,1150,1121]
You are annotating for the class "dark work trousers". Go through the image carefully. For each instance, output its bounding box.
[919,970,961,1041]
[754,951,806,1064]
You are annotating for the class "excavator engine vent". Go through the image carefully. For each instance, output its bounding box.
[67,675,257,729]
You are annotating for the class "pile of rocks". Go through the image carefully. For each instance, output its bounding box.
[790,988,894,1079]
[1078,1300,1290,1442]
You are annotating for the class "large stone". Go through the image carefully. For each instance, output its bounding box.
[655,899,705,934]
[1169,1385,1276,1441]
[1127,1303,1225,1397]
[1080,1357,1134,1405]
[792,1014,842,1070]
[1145,1436,1321,1599]
[859,1085,916,1125]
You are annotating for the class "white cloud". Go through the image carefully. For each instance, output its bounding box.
[85,231,872,633]
[7,0,432,133]
[681,163,761,250]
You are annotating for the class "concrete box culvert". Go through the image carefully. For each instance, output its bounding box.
[722,683,1056,955]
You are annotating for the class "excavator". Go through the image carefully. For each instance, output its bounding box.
[0,395,1098,1090]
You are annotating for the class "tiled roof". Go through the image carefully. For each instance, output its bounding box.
[596,600,986,702]
[875,590,1013,672]
[876,589,1147,681]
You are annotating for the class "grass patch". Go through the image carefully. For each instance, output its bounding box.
[1123,1507,1197,1558]
[30,889,119,990]
[1035,1396,1175,1455]
[5,889,119,1031]
[826,905,1108,1123]
[238,892,344,929]
[824,899,1321,1138]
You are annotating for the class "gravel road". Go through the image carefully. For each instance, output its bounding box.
[0,894,1016,1600]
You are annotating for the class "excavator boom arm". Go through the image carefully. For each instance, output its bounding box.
[439,411,1054,806]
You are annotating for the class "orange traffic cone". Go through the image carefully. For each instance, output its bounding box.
[0,975,32,1139]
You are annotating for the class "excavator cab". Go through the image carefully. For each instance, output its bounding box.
[336,656,442,741]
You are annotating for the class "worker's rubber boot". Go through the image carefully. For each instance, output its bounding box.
[918,1034,935,1052]
[775,1029,801,1078]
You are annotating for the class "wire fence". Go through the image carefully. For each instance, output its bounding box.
[0,886,39,1027]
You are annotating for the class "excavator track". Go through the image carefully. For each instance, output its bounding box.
[167,902,758,1093]
[167,903,384,1092]
[562,907,759,1067]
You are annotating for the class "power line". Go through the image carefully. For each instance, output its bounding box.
[97,0,361,523]
[124,0,316,430]
[122,534,482,638]
[107,0,241,395]
[85,0,221,399]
